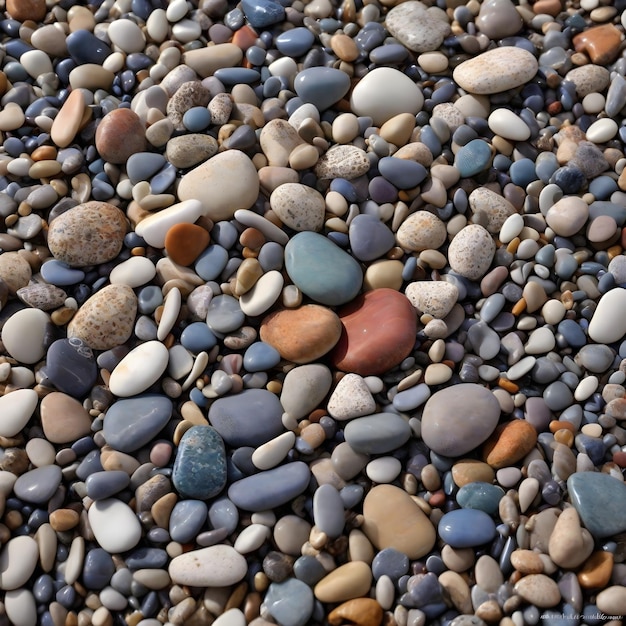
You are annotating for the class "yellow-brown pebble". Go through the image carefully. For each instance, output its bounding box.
[577,551,613,589]
[328,598,383,626]
[451,459,495,487]
[314,561,372,603]
[49,508,80,532]
[482,419,538,468]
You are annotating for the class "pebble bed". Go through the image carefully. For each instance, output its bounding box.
[1,0,626,625]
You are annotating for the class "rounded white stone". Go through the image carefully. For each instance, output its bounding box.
[327,373,376,420]
[213,609,247,626]
[488,108,531,141]
[588,288,626,344]
[107,19,146,53]
[366,456,402,483]
[108,340,170,397]
[167,344,194,380]
[88,499,142,553]
[168,545,247,586]
[233,523,271,554]
[585,118,618,144]
[523,327,556,355]
[0,388,38,438]
[166,0,188,21]
[251,431,296,470]
[135,199,206,248]
[1,308,50,364]
[239,270,284,317]
[350,67,424,126]
[575,376,599,402]
[157,287,182,341]
[0,536,39,591]
[499,212,524,243]
[20,50,53,80]
[541,299,566,325]
[146,8,169,41]
[109,256,157,288]
[4,589,37,626]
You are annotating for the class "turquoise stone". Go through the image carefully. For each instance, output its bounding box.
[567,471,626,538]
[438,509,497,548]
[264,578,314,626]
[285,231,363,306]
[454,139,492,177]
[456,481,505,515]
[172,425,227,500]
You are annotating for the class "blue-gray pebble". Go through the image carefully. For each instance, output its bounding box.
[169,499,208,543]
[438,509,497,548]
[349,213,395,262]
[264,578,314,626]
[294,67,351,111]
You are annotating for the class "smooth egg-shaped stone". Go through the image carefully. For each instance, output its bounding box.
[88,498,142,553]
[421,383,501,457]
[438,509,497,547]
[330,288,417,376]
[172,426,227,500]
[378,156,428,189]
[169,499,208,544]
[285,231,362,306]
[169,545,247,587]
[349,214,395,262]
[228,461,311,511]
[294,67,351,111]
[456,481,505,515]
[13,465,62,504]
[45,338,97,399]
[85,470,131,501]
[0,536,40,591]
[0,388,38,438]
[265,579,315,626]
[588,288,626,344]
[1,308,50,364]
[208,389,284,447]
[344,413,411,454]
[103,394,172,453]
[108,341,169,397]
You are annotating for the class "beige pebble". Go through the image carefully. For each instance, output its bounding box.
[438,571,472,613]
[510,549,544,574]
[363,260,404,291]
[596,586,626,615]
[514,574,561,608]
[548,507,594,569]
[314,561,372,603]
[441,545,475,572]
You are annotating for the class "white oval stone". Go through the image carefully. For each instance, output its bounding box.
[107,19,146,53]
[233,523,271,554]
[488,108,530,141]
[499,213,524,244]
[4,589,37,626]
[109,340,170,397]
[213,609,247,626]
[588,288,626,344]
[135,199,206,248]
[366,456,402,483]
[239,270,284,317]
[1,308,50,364]
[20,50,53,80]
[0,536,39,590]
[574,375,599,402]
[109,256,157,288]
[350,67,424,126]
[585,118,618,144]
[88,498,142,553]
[523,327,556,355]
[252,431,296,470]
[168,545,247,586]
[0,389,38,438]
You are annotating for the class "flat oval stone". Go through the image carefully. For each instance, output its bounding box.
[0,252,32,294]
[385,1,451,52]
[0,388,38,438]
[168,545,247,587]
[314,561,372,604]
[82,548,116,590]
[280,364,333,420]
[313,484,345,539]
[103,395,172,453]
[567,472,626,538]
[270,183,325,232]
[361,484,436,559]
[169,499,208,544]
[349,214,395,262]
[482,419,538,469]
[228,461,311,511]
[545,196,589,237]
[421,384,501,457]
[285,232,362,306]
[85,470,131,501]
[172,425,227,499]
[67,284,137,350]
[378,156,428,189]
[448,224,496,280]
[13,465,62,504]
[239,270,283,317]
[344,413,412,454]
[314,145,370,180]
[260,305,342,364]
[330,288,417,376]
[1,308,50,364]
[95,108,146,164]
[438,509,497,547]
[265,578,314,626]
[294,67,351,111]
[45,338,97,399]
[88,498,142,553]
[0,536,39,591]
[208,389,284,447]
[40,392,93,444]
[108,341,170,397]
[588,288,626,344]
[456,482,505,515]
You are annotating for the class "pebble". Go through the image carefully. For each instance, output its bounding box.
[0,536,39,590]
[1,308,50,364]
[168,545,247,587]
[482,420,537,468]
[108,341,170,397]
[88,499,142,553]
[438,509,497,548]
[448,225,496,280]
[385,1,451,53]
[0,388,38,438]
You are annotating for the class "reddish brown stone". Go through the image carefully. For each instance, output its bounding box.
[482,419,538,469]
[532,0,562,16]
[6,0,46,21]
[95,108,146,164]
[260,305,342,364]
[573,24,622,65]
[577,551,613,589]
[328,598,383,626]
[164,223,210,266]
[330,288,417,376]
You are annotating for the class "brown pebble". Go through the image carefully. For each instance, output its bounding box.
[328,598,384,626]
[532,0,562,15]
[482,419,538,469]
[164,223,210,266]
[510,549,544,575]
[50,509,80,532]
[330,34,359,62]
[40,392,93,444]
[577,551,613,589]
[6,0,46,21]
[573,24,623,65]
[95,108,146,164]
[451,459,495,487]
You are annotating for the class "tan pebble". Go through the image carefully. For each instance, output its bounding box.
[0,252,32,294]
[475,599,502,623]
[394,141,433,165]
[418,51,449,74]
[451,459,495,487]
[547,507,594,569]
[363,260,404,291]
[151,492,177,529]
[396,211,447,252]
[379,113,416,147]
[40,392,92,444]
[314,561,372,603]
[328,598,383,626]
[348,528,375,564]
[510,549,544,575]
[438,571,472,613]
[577,551,613,589]
[49,509,80,532]
[441,544,475,572]
[51,89,86,149]
[100,448,141,474]
[475,555,503,593]
[288,143,320,171]
[514,574,560,608]
[595,585,626,616]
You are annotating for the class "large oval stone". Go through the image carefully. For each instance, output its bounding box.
[177,150,260,222]
[344,413,412,454]
[285,232,363,306]
[361,485,436,559]
[172,426,227,500]
[103,395,172,453]
[47,202,127,267]
[169,545,247,587]
[208,389,284,447]
[330,288,417,376]
[260,305,342,364]
[421,384,501,457]
[95,107,146,163]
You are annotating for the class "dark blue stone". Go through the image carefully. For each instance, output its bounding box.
[214,67,261,85]
[182,106,212,132]
[85,470,131,500]
[368,176,398,204]
[550,166,585,194]
[509,158,537,187]
[369,43,408,64]
[82,548,115,590]
[33,574,55,602]
[241,0,285,28]
[348,213,395,262]
[438,509,497,547]
[274,27,315,57]
[557,319,587,349]
[378,156,428,189]
[125,547,169,570]
[75,449,103,481]
[45,338,98,398]
[66,30,112,65]
[172,425,227,500]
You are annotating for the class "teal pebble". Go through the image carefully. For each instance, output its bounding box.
[456,481,505,515]
[454,139,492,177]
[264,578,314,626]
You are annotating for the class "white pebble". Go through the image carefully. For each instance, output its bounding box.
[109,256,157,288]
[366,456,402,483]
[488,108,531,141]
[585,118,618,143]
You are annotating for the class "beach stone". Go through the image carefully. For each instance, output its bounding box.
[573,23,622,65]
[135,200,206,249]
[294,67,350,111]
[169,545,247,586]
[270,183,325,232]
[545,196,589,237]
[95,108,146,163]
[0,252,31,294]
[103,394,172,453]
[455,139,492,177]
[85,470,131,501]
[514,574,561,608]
[348,214,395,262]
[482,420,537,469]
[396,211,447,252]
[260,305,342,364]
[67,284,137,350]
[47,202,127,267]
[260,119,305,167]
[314,561,372,604]
[166,134,218,168]
[385,2,450,53]
[2,308,50,364]
[164,223,210,266]
[438,509,497,548]
[328,599,383,626]
[327,373,376,421]
[452,460,495,487]
[588,288,626,344]
[596,586,626,616]
[548,507,594,569]
[344,413,411,454]
[285,232,362,306]
[453,47,538,94]
[405,281,458,318]
[108,341,169,397]
[280,364,333,420]
[45,338,97,398]
[422,384,501,457]
[6,0,46,21]
[564,65,610,98]
[469,187,517,233]
[0,389,38,438]
[567,471,626,538]
[13,465,62,504]
[178,150,260,221]
[51,89,85,149]
[208,389,283,447]
[361,485,436,559]
[0,536,39,591]
[448,224,495,280]
[350,67,424,126]
[40,392,92,444]
[456,482,504,515]
[228,461,311,511]
[314,145,370,180]
[475,0,523,38]
[88,499,142,553]
[265,579,314,626]
[16,284,67,311]
[331,288,417,376]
